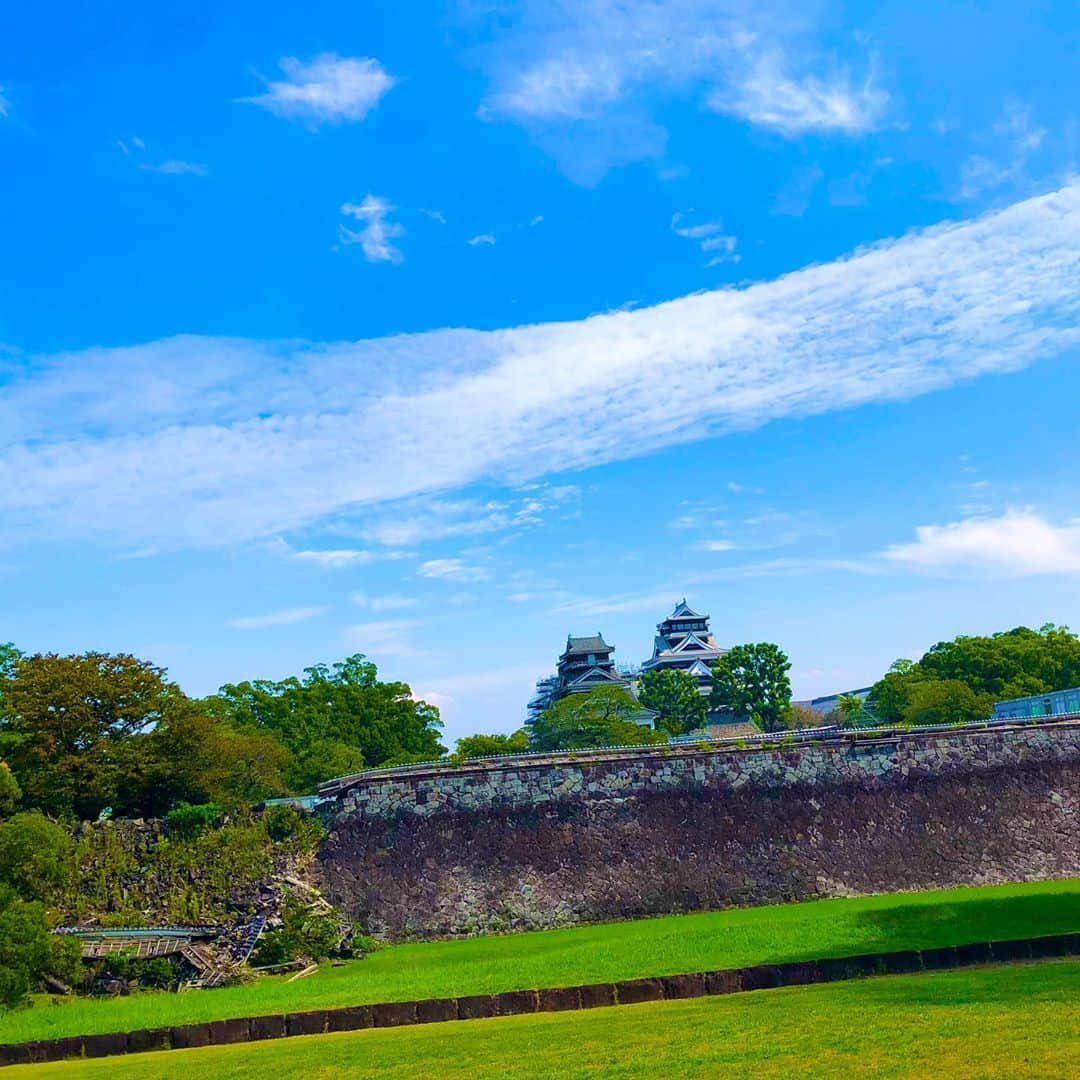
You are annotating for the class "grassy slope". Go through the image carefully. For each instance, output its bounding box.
[18,961,1080,1079]
[3,878,1078,1045]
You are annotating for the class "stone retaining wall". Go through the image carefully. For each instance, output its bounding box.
[328,722,1080,822]
[3,935,1077,1067]
[317,723,1080,938]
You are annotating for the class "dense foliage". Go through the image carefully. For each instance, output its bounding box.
[710,643,793,732]
[0,886,81,1009]
[208,655,446,792]
[638,669,707,735]
[530,687,667,751]
[0,645,443,818]
[868,624,1080,726]
[451,729,530,762]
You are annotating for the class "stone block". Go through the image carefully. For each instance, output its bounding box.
[818,954,881,982]
[661,973,706,999]
[616,978,664,1005]
[208,1018,251,1045]
[779,961,822,986]
[249,1014,287,1040]
[877,951,923,974]
[578,983,616,1009]
[1027,935,1068,959]
[415,998,458,1024]
[170,1024,212,1049]
[538,986,581,1012]
[127,1027,171,1054]
[1059,933,1080,955]
[457,994,498,1020]
[82,1031,131,1058]
[0,1044,30,1068]
[704,969,742,995]
[953,942,993,966]
[327,1005,374,1032]
[5,1041,47,1065]
[373,1000,419,1027]
[739,965,784,991]
[919,947,960,971]
[990,939,1032,962]
[52,1035,87,1061]
[495,990,539,1016]
[286,1011,328,1037]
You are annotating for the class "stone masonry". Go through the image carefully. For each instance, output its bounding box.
[315,722,1080,939]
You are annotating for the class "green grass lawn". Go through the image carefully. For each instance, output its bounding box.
[2,878,1078,1047]
[15,960,1080,1079]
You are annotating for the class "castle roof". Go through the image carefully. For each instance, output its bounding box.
[562,634,612,657]
[666,598,707,621]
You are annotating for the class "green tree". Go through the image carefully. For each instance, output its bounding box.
[208,654,445,791]
[146,709,292,812]
[452,729,530,762]
[785,703,823,730]
[529,687,666,751]
[710,643,792,732]
[836,694,873,729]
[0,763,20,818]
[868,625,1080,725]
[901,679,991,727]
[0,885,81,1009]
[638,669,707,735]
[0,652,192,819]
[0,812,73,902]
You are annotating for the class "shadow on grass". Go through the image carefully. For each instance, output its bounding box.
[781,888,1080,965]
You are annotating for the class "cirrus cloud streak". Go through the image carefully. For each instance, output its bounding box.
[2,184,1079,554]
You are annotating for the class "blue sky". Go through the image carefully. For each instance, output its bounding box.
[2,1,1079,743]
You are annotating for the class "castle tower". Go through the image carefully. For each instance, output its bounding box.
[640,599,727,695]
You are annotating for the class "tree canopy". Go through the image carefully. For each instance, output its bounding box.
[868,625,1080,726]
[451,729,530,762]
[529,687,666,751]
[638,669,707,735]
[710,643,792,732]
[208,654,445,791]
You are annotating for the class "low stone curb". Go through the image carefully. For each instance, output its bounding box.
[2,933,1077,1068]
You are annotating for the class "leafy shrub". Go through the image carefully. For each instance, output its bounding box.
[0,885,81,1009]
[254,895,343,966]
[0,763,20,818]
[263,803,311,843]
[0,812,73,902]
[164,801,223,839]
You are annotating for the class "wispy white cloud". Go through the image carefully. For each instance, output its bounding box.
[344,619,424,658]
[139,159,209,177]
[241,54,394,126]
[230,605,328,629]
[354,488,578,547]
[707,53,887,136]
[418,558,489,583]
[352,592,418,611]
[420,208,447,224]
[4,184,1080,554]
[883,509,1080,576]
[292,548,388,568]
[671,211,739,265]
[961,101,1049,200]
[339,195,404,264]
[698,539,738,552]
[467,233,496,246]
[0,85,10,118]
[272,538,412,568]
[477,2,888,178]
